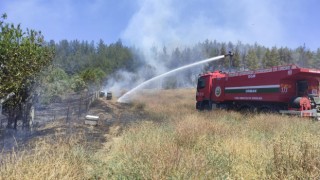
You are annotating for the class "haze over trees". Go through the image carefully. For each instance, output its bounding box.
[35,38,320,101]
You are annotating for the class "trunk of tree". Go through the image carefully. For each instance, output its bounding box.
[7,108,17,129]
[6,104,22,129]
[22,103,32,128]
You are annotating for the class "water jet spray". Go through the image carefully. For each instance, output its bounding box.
[117,53,233,103]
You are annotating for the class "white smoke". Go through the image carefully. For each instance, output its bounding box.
[122,0,288,49]
[104,0,291,98]
[104,62,163,94]
[103,70,138,97]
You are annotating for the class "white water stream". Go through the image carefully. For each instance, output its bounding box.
[117,55,225,103]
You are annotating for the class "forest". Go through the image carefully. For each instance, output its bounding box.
[45,38,320,95]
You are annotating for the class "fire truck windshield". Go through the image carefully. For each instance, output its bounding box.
[197,77,206,89]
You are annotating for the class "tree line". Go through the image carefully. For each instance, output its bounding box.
[141,40,320,88]
[152,40,320,72]
[45,37,320,95]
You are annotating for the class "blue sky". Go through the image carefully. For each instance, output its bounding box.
[1,0,319,50]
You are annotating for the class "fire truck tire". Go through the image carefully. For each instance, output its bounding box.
[196,102,204,111]
[206,101,214,110]
[203,103,212,110]
[197,101,214,111]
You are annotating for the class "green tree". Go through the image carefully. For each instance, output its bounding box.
[262,47,279,68]
[232,46,241,69]
[262,48,271,68]
[80,68,106,91]
[70,75,86,93]
[278,47,293,65]
[40,68,71,103]
[304,50,314,68]
[241,51,247,70]
[246,49,259,70]
[220,43,228,67]
[0,14,54,128]
[269,47,280,67]
[254,43,264,61]
[106,40,133,71]
[314,48,320,67]
[295,45,305,66]
[169,47,182,69]
[204,41,219,71]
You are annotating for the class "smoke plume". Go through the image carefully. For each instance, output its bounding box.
[104,0,288,98]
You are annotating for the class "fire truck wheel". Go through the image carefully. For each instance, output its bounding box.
[206,101,214,110]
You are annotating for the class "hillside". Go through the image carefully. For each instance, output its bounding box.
[1,88,320,179]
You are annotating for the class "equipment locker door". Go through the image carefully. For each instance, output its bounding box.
[297,80,308,96]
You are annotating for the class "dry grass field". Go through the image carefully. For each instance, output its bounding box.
[1,88,320,179]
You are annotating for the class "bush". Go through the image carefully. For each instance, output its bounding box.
[80,67,106,90]
[70,75,86,93]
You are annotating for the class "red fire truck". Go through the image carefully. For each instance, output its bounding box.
[196,63,320,119]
